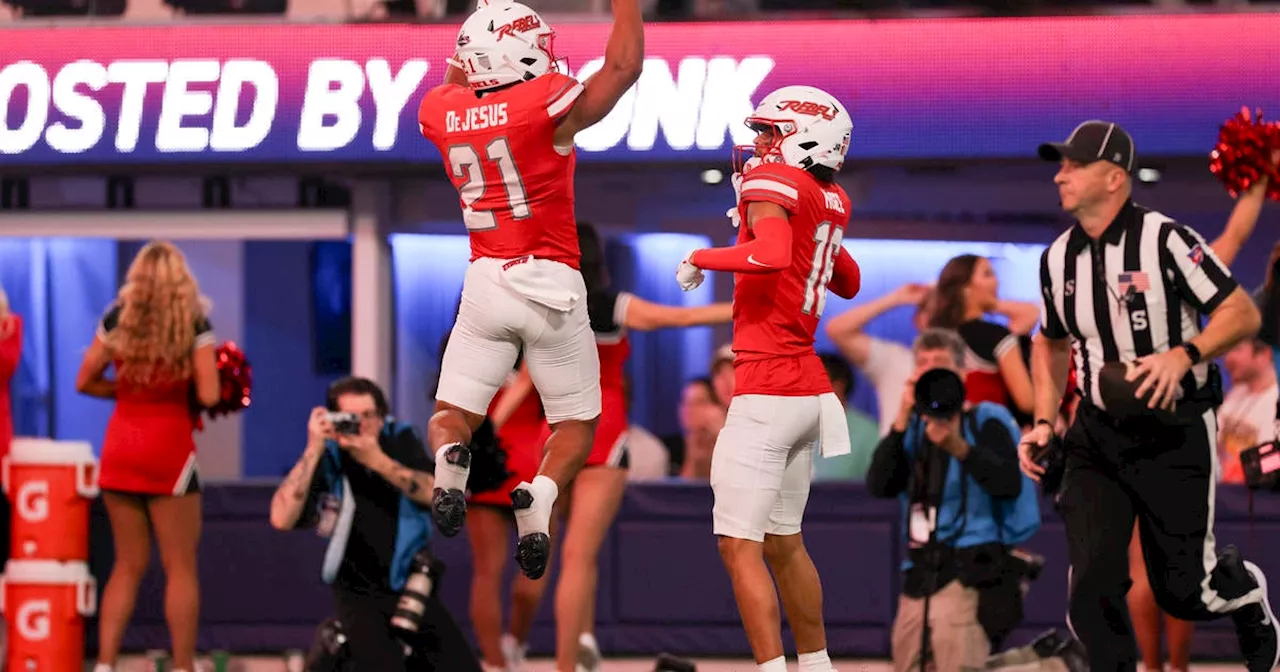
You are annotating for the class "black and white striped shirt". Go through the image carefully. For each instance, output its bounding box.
[1039,200,1238,410]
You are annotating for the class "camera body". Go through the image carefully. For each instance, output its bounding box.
[327,412,362,436]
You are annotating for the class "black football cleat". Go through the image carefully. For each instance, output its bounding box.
[430,444,471,537]
[511,487,550,580]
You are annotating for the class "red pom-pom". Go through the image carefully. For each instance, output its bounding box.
[208,341,253,421]
[1209,107,1280,201]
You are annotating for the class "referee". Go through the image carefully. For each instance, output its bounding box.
[1018,120,1279,672]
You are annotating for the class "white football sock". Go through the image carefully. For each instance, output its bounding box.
[514,475,558,537]
[758,656,787,672]
[433,442,469,491]
[799,649,833,671]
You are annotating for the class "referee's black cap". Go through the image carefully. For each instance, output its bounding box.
[1038,120,1136,174]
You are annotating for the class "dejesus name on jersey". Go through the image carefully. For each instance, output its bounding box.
[419,72,584,268]
[731,163,853,396]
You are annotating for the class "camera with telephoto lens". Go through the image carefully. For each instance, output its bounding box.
[914,368,966,419]
[390,547,445,639]
[326,412,362,436]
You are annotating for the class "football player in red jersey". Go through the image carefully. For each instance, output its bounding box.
[417,0,642,581]
[675,85,860,672]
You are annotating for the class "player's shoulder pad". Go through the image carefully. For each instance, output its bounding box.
[738,163,806,212]
[538,72,584,121]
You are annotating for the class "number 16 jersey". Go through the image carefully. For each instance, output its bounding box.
[418,72,585,269]
[730,162,852,397]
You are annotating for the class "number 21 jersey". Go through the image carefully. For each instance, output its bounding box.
[731,163,852,396]
[418,72,584,269]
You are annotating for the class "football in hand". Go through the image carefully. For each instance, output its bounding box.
[1097,361,1156,419]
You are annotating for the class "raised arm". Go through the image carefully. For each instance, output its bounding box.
[552,0,643,145]
[1209,149,1277,267]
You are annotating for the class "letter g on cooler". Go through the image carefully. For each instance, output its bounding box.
[16,599,51,641]
[16,480,49,524]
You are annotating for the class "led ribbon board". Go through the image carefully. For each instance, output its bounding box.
[1,15,1277,166]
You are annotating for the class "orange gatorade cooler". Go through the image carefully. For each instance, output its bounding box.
[0,560,97,672]
[1,438,99,562]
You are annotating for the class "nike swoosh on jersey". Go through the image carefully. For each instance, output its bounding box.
[746,255,769,267]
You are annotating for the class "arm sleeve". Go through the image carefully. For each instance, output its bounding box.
[960,417,1022,499]
[1039,247,1069,339]
[865,430,910,498]
[1159,221,1239,315]
[689,217,791,273]
[828,247,861,300]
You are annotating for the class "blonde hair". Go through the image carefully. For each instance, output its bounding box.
[0,285,9,319]
[109,241,206,386]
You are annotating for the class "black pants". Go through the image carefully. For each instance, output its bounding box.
[1059,402,1261,670]
[332,586,480,672]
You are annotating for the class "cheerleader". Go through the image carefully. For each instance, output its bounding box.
[76,242,220,672]
[554,223,732,672]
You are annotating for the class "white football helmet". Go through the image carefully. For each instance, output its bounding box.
[735,85,853,174]
[450,1,560,91]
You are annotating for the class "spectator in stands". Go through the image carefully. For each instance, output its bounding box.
[268,377,479,672]
[825,282,934,434]
[929,255,1039,423]
[812,352,879,481]
[622,374,671,481]
[867,328,1037,672]
[710,343,735,407]
[670,377,724,480]
[76,242,220,672]
[1219,340,1278,484]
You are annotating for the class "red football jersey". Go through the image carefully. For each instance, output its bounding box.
[730,163,853,397]
[418,73,585,269]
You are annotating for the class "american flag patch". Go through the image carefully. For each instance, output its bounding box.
[1117,271,1151,296]
[1187,244,1205,266]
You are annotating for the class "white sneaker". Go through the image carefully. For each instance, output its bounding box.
[501,632,528,672]
[576,632,602,672]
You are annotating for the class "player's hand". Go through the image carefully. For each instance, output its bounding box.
[307,407,334,447]
[1129,349,1192,411]
[676,254,705,291]
[1017,422,1052,482]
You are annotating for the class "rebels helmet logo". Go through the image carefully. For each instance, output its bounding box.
[494,15,543,40]
[776,100,838,120]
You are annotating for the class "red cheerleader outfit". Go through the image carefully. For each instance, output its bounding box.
[469,381,546,508]
[96,303,214,496]
[583,290,632,469]
[0,314,22,462]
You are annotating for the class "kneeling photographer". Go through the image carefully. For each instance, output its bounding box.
[269,377,480,672]
[867,329,1042,672]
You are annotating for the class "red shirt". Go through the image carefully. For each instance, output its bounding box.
[418,73,585,269]
[0,314,22,461]
[730,164,852,396]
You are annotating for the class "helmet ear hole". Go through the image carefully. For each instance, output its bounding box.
[520,57,538,66]
[798,141,818,151]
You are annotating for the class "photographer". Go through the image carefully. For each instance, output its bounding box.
[867,329,1041,672]
[269,377,479,672]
